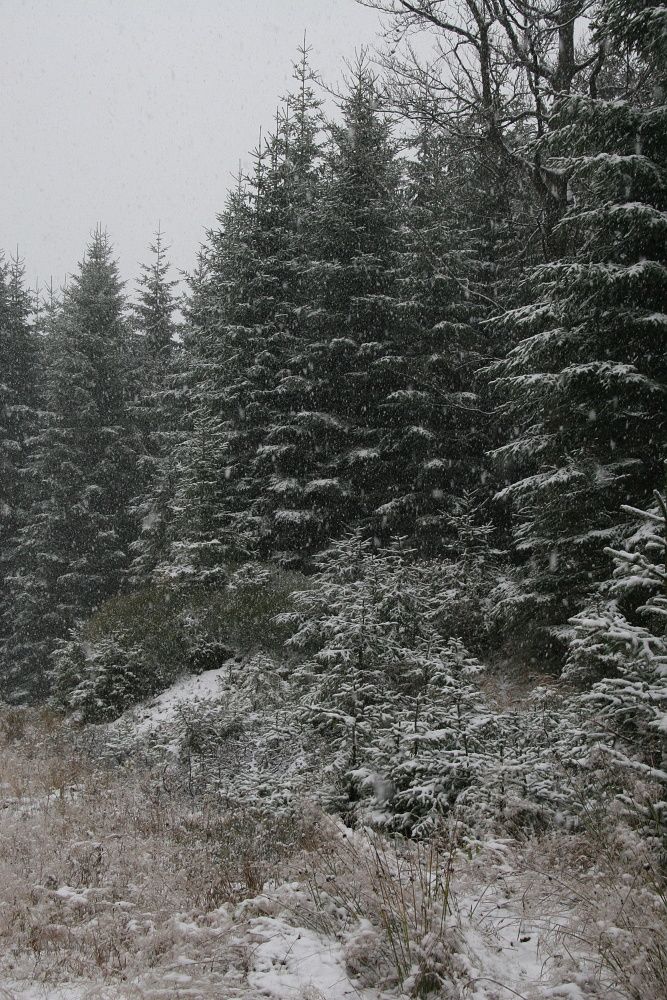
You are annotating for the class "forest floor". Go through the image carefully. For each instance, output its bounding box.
[0,700,644,1000]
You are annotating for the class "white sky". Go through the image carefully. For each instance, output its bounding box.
[2,0,384,294]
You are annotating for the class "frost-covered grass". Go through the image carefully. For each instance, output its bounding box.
[1,706,664,1000]
[557,821,667,1000]
[0,708,318,995]
[453,821,667,1000]
[293,825,460,996]
[0,708,464,999]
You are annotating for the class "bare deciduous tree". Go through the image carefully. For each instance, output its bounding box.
[359,0,605,245]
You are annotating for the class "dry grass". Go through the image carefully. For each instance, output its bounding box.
[0,709,463,999]
[2,708,660,1000]
[452,822,667,1000]
[0,708,318,995]
[0,711,464,1000]
[553,821,667,1000]
[287,820,461,996]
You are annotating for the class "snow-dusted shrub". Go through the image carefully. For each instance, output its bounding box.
[274,532,602,837]
[217,562,307,652]
[170,685,308,806]
[278,532,497,834]
[52,629,150,722]
[565,494,667,840]
[168,564,306,666]
[87,649,319,815]
[51,585,193,720]
[367,640,493,837]
[456,686,594,836]
[52,564,306,722]
[0,703,28,744]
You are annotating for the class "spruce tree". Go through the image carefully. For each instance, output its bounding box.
[173,46,325,576]
[8,229,140,699]
[134,226,178,361]
[391,122,495,554]
[566,489,667,839]
[169,177,262,583]
[0,254,41,695]
[488,1,667,655]
[128,228,181,586]
[281,532,489,831]
[252,44,326,562]
[260,58,404,560]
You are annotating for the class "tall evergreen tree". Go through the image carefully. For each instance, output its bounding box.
[128,228,181,586]
[134,226,178,361]
[172,45,325,577]
[260,57,404,560]
[169,175,263,584]
[390,122,494,554]
[0,253,41,693]
[7,230,140,699]
[488,0,667,656]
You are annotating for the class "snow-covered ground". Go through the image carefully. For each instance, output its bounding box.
[453,841,610,1000]
[130,665,228,735]
[0,865,611,1000]
[0,687,646,1000]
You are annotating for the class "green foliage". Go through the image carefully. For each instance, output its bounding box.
[128,227,183,588]
[0,254,41,699]
[52,632,148,723]
[52,564,307,721]
[7,229,142,700]
[487,0,667,649]
[565,493,667,841]
[279,533,497,833]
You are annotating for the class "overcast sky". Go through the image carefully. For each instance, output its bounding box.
[2,0,385,295]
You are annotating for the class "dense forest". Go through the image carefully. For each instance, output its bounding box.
[0,0,666,996]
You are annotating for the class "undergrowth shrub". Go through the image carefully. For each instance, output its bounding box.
[51,563,306,722]
[564,495,667,845]
[78,649,318,815]
[0,705,28,744]
[274,533,594,838]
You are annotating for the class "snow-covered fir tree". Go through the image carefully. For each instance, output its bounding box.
[260,58,404,560]
[488,0,667,657]
[566,487,667,839]
[170,46,326,576]
[168,166,272,582]
[0,254,41,697]
[251,44,328,561]
[393,122,494,554]
[128,228,182,587]
[279,531,492,832]
[9,229,141,699]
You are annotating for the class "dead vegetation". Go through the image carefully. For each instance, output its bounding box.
[0,709,317,994]
[1,708,664,1000]
[0,709,465,999]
